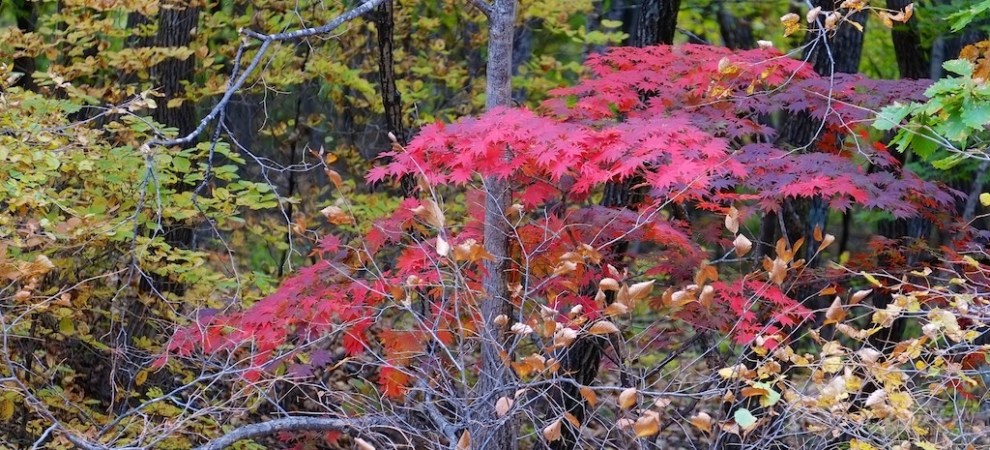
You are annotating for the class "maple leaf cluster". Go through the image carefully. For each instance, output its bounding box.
[166,44,960,397]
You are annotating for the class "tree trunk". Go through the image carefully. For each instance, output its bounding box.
[474,1,518,449]
[10,0,38,91]
[716,2,755,50]
[887,0,928,79]
[374,0,415,196]
[631,0,681,46]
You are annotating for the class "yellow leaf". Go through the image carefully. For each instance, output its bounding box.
[135,369,148,387]
[860,271,883,287]
[618,387,638,410]
[781,13,801,36]
[849,439,877,450]
[0,399,13,421]
[634,411,661,437]
[980,192,990,207]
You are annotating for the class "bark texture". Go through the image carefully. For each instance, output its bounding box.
[631,0,682,46]
[475,1,519,449]
[887,0,928,79]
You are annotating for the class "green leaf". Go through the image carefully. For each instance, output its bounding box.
[734,408,758,431]
[943,59,974,78]
[752,382,782,407]
[873,103,912,131]
[932,154,965,170]
[961,103,990,129]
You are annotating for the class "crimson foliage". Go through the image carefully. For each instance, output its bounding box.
[165,45,955,395]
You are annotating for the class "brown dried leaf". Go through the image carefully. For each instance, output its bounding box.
[588,320,620,335]
[733,234,752,257]
[579,386,598,407]
[543,419,562,442]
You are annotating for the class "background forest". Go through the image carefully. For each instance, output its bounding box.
[1,0,990,449]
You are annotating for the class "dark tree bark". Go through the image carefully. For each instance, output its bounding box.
[151,3,199,139]
[777,1,868,260]
[631,0,682,46]
[373,0,415,196]
[376,0,407,146]
[887,0,928,79]
[548,2,684,449]
[716,7,870,450]
[119,0,200,409]
[716,2,755,50]
[9,0,38,91]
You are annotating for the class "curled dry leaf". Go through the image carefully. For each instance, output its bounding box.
[725,206,740,234]
[824,11,840,31]
[817,232,835,251]
[769,257,788,285]
[781,13,801,36]
[619,387,638,410]
[436,236,450,257]
[604,302,629,317]
[543,419,562,442]
[733,234,752,257]
[493,314,509,327]
[511,322,534,335]
[579,386,598,407]
[554,327,578,348]
[850,289,872,304]
[690,412,713,433]
[589,320,620,335]
[320,205,353,225]
[627,280,655,303]
[495,396,513,417]
[698,285,715,307]
[806,6,821,23]
[355,438,376,450]
[410,198,444,229]
[824,296,846,325]
[599,277,620,291]
[864,389,887,408]
[456,431,471,450]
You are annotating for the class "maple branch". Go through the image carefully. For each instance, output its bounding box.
[151,0,386,148]
[192,416,387,450]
